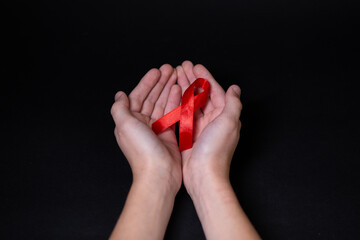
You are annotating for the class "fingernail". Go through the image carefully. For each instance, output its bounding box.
[115,91,123,101]
[233,86,241,96]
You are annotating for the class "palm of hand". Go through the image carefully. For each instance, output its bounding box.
[176,62,226,162]
[112,62,241,193]
[176,61,241,188]
[130,111,180,160]
[181,106,223,163]
[112,65,182,190]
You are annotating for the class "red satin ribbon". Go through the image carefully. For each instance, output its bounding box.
[152,78,210,151]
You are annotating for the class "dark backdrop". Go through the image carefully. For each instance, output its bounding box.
[4,0,360,239]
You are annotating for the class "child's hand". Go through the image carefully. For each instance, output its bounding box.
[176,61,242,196]
[111,64,182,196]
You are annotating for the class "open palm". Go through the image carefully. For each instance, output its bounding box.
[111,64,182,191]
[176,61,242,187]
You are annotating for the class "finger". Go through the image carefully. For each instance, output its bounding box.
[176,65,190,96]
[221,85,242,121]
[193,64,226,109]
[141,64,174,116]
[111,91,132,124]
[183,61,215,114]
[151,69,177,120]
[163,84,182,132]
[164,84,182,115]
[182,60,197,83]
[183,60,209,108]
[129,68,161,112]
[114,91,123,101]
[176,65,203,118]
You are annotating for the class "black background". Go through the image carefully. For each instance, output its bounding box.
[4,0,360,239]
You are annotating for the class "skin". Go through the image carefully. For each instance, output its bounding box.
[177,61,261,240]
[109,62,261,240]
[109,64,182,240]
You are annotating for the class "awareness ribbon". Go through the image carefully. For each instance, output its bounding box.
[152,78,210,151]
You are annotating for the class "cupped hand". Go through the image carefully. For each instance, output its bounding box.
[176,61,243,195]
[111,64,182,195]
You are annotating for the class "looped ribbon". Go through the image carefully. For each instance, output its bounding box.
[152,78,210,151]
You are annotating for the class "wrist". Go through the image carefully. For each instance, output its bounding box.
[132,173,180,199]
[183,157,231,198]
[185,170,260,240]
[184,167,231,200]
[187,176,240,231]
[192,177,232,200]
[111,172,177,240]
[130,155,182,197]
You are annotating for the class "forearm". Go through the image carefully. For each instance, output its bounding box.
[189,174,261,240]
[109,179,176,240]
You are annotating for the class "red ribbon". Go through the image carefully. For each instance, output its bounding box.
[152,78,210,151]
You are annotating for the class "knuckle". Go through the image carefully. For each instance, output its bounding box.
[116,118,134,135]
[220,115,238,131]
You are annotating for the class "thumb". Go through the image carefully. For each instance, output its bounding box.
[221,85,242,120]
[111,91,132,124]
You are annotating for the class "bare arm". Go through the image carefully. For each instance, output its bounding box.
[109,179,176,240]
[177,61,261,240]
[189,173,261,240]
[109,65,182,239]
